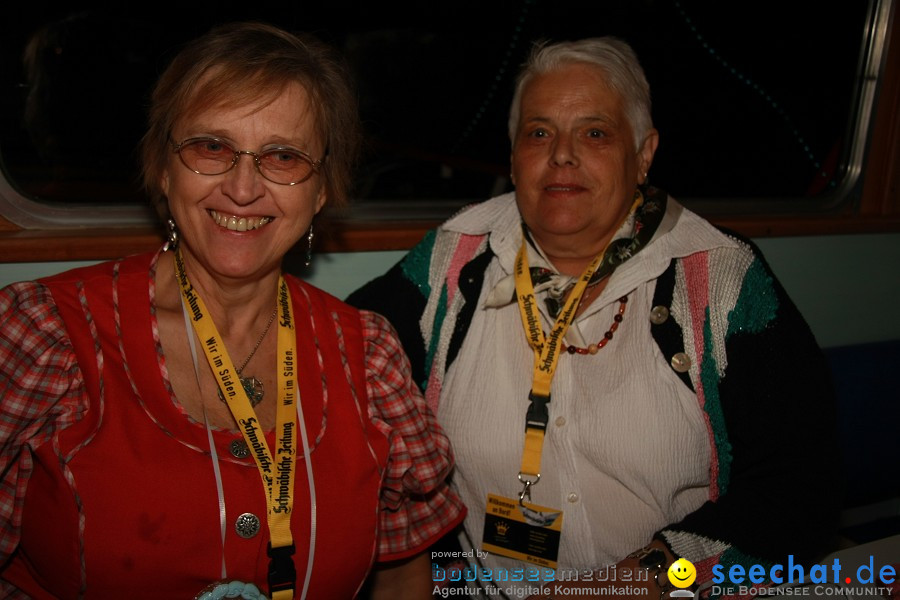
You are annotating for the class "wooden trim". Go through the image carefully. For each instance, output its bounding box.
[0,217,442,262]
[0,224,164,262]
[3,210,899,264]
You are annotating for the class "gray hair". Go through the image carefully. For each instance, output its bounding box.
[508,38,653,148]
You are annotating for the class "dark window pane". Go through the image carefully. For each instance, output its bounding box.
[0,2,873,209]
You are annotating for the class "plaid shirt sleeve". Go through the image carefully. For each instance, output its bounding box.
[0,282,86,563]
[361,310,466,562]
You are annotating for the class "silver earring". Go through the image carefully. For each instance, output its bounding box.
[162,218,179,252]
[304,223,314,266]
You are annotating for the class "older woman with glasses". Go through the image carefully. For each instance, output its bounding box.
[0,22,463,599]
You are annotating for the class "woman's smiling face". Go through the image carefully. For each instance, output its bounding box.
[162,81,326,282]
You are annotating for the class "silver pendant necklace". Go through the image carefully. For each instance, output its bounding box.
[216,307,278,407]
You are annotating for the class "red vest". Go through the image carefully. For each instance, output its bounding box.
[3,253,389,598]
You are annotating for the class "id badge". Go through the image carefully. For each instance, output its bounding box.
[481,493,563,569]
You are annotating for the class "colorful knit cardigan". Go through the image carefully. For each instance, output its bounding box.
[348,219,838,592]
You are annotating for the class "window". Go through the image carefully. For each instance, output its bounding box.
[0,0,897,252]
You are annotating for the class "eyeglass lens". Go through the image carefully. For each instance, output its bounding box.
[177,138,316,185]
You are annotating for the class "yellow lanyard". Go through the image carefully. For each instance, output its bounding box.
[175,251,298,599]
[512,197,640,503]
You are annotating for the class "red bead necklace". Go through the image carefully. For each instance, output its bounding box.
[562,295,628,355]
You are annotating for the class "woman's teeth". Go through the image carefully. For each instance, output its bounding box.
[209,210,272,231]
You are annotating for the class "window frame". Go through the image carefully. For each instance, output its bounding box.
[1,2,898,263]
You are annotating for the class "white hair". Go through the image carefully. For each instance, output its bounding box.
[508,37,653,148]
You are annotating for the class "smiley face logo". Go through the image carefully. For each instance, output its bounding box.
[668,558,697,588]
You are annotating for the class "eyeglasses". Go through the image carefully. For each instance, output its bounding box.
[172,137,324,185]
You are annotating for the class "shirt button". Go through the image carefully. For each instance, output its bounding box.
[555,416,566,427]
[235,513,261,538]
[567,493,579,503]
[230,440,250,459]
[671,352,692,373]
[649,305,670,325]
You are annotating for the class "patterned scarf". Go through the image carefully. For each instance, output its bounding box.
[485,185,669,317]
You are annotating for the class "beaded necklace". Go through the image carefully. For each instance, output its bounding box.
[561,295,628,355]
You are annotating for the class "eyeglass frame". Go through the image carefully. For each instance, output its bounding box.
[170,136,326,186]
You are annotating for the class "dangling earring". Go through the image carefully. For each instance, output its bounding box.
[162,218,179,252]
[304,223,314,266]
